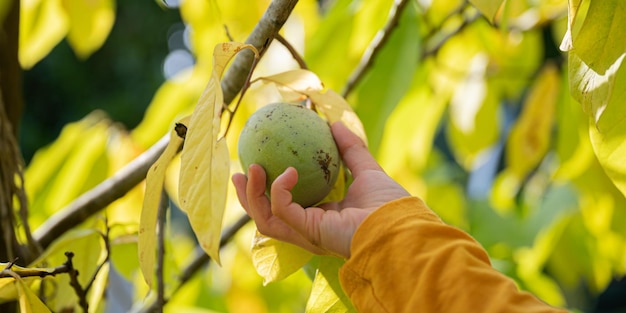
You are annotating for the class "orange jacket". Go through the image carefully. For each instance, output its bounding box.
[339,197,568,313]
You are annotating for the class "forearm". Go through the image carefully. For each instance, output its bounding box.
[339,197,567,313]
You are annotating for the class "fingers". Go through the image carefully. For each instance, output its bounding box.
[232,165,327,254]
[331,122,383,176]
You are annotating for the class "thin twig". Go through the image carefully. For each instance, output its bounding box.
[275,33,308,69]
[421,8,480,59]
[84,217,111,294]
[341,0,412,97]
[64,251,89,313]
[138,214,251,313]
[222,48,262,139]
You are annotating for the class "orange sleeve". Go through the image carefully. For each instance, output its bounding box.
[339,197,568,313]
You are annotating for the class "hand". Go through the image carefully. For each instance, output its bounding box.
[232,122,410,258]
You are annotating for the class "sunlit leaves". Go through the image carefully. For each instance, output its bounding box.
[256,69,367,142]
[19,0,116,68]
[571,1,626,75]
[19,0,68,69]
[61,0,115,59]
[179,43,258,265]
[568,0,626,197]
[26,113,111,229]
[251,233,313,285]
[31,229,106,312]
[139,117,187,287]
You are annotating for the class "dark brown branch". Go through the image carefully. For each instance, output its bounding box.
[32,0,300,258]
[65,251,89,313]
[84,219,110,294]
[341,0,411,97]
[275,33,308,69]
[138,214,251,313]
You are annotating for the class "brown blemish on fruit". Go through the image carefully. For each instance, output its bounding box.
[315,149,333,185]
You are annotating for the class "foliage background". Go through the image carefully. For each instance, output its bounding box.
[1,0,625,312]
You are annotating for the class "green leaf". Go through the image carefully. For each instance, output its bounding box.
[378,63,446,176]
[571,0,626,74]
[19,0,69,69]
[554,67,594,181]
[305,256,355,313]
[61,0,115,58]
[179,43,258,265]
[469,0,505,22]
[305,0,392,91]
[251,232,313,285]
[139,117,187,288]
[353,5,421,155]
[568,0,626,197]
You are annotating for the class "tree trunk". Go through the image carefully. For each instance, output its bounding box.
[0,0,26,311]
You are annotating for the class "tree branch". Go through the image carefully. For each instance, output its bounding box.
[32,0,300,256]
[138,214,250,313]
[33,135,170,251]
[421,6,479,59]
[275,33,308,69]
[220,0,299,104]
[341,0,411,97]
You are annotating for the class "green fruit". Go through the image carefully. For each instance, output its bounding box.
[238,102,340,207]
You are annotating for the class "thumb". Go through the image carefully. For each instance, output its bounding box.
[331,122,383,177]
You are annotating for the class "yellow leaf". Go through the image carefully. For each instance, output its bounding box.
[4,271,53,313]
[179,42,258,265]
[256,69,367,144]
[19,0,69,69]
[506,63,559,178]
[309,89,367,145]
[138,117,187,287]
[61,0,115,58]
[251,232,313,285]
[305,256,355,313]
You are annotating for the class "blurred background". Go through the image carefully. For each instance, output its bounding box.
[5,0,626,312]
